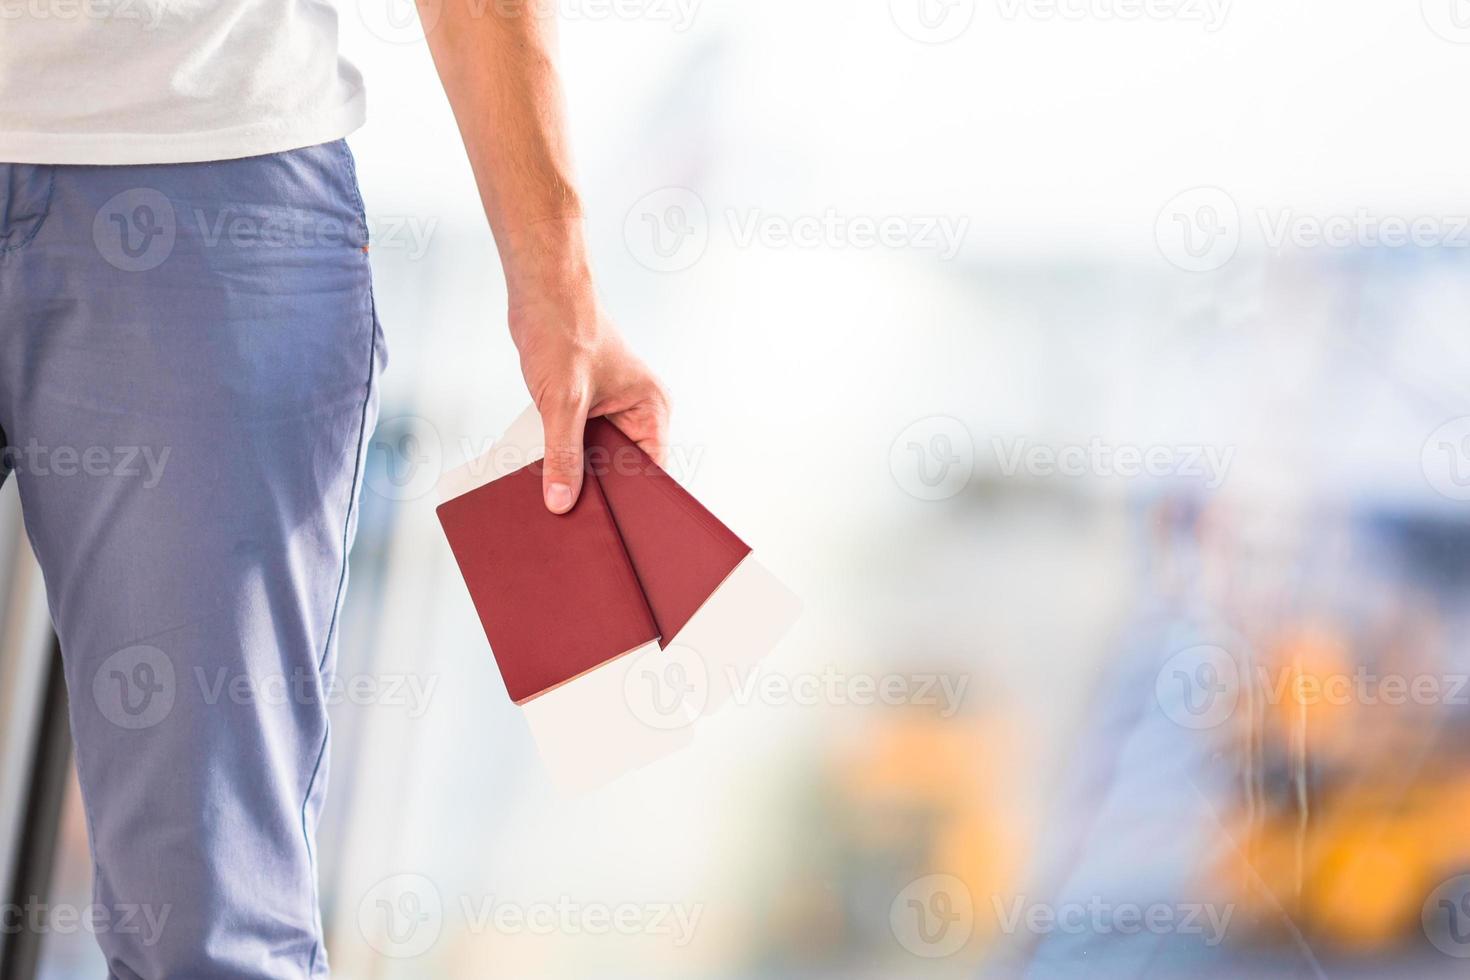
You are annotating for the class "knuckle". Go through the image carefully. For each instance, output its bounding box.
[649,383,673,417]
[543,383,590,411]
[543,446,582,473]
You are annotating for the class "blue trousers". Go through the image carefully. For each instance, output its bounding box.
[0,141,384,977]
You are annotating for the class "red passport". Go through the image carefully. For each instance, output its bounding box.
[437,418,751,704]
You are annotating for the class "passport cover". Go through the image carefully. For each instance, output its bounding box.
[584,418,751,645]
[437,417,752,704]
[437,460,659,703]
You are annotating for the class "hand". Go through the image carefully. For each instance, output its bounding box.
[509,285,671,514]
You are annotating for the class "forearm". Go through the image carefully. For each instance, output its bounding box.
[415,0,591,305]
[416,0,669,511]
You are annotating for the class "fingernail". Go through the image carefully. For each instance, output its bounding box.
[546,482,574,513]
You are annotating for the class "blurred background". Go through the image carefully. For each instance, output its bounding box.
[6,0,1470,976]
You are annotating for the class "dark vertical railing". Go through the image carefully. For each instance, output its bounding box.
[0,633,71,980]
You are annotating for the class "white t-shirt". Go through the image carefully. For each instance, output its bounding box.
[0,0,365,164]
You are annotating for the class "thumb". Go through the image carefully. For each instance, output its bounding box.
[539,396,588,514]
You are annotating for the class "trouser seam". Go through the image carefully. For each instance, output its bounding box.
[303,264,379,977]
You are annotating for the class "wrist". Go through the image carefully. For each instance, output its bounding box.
[499,214,592,300]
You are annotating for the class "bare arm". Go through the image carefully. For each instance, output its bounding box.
[415,0,670,512]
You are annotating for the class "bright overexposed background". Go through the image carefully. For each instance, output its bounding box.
[36,0,1470,977]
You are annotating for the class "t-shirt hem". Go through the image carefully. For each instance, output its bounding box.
[0,94,366,166]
